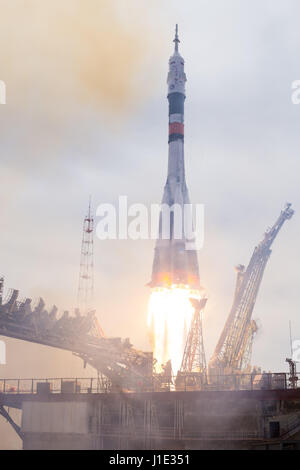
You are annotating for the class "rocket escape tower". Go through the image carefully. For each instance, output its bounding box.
[77,199,94,314]
[150,25,200,290]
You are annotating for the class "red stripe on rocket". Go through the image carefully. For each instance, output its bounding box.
[169,122,184,135]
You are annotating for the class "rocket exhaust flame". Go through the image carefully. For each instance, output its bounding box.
[147,285,201,374]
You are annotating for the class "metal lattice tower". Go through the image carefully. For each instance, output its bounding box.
[180,298,207,374]
[209,203,294,376]
[77,199,94,314]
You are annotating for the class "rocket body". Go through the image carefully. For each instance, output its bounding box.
[150,29,200,290]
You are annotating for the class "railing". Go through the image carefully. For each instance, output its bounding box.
[88,425,264,440]
[0,377,112,395]
[279,414,300,439]
[0,372,298,395]
[184,430,263,440]
[152,372,291,393]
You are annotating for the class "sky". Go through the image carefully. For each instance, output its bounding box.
[0,0,300,448]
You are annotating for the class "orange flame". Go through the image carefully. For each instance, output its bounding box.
[147,285,200,374]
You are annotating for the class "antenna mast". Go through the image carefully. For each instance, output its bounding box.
[77,198,94,313]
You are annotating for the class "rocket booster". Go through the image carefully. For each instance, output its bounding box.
[150,26,200,289]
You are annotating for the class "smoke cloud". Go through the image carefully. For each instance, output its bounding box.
[0,0,149,109]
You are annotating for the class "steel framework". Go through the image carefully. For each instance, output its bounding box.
[77,199,94,314]
[180,298,207,375]
[0,205,294,391]
[0,282,153,386]
[209,204,294,376]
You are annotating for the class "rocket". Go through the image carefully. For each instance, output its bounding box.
[150,26,200,290]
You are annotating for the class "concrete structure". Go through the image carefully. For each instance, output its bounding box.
[22,401,93,450]
[2,377,300,449]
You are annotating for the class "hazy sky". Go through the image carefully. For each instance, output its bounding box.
[0,0,300,448]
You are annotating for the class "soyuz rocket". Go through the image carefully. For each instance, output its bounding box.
[150,26,200,290]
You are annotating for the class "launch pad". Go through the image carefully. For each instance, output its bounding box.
[0,27,297,450]
[2,376,300,450]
